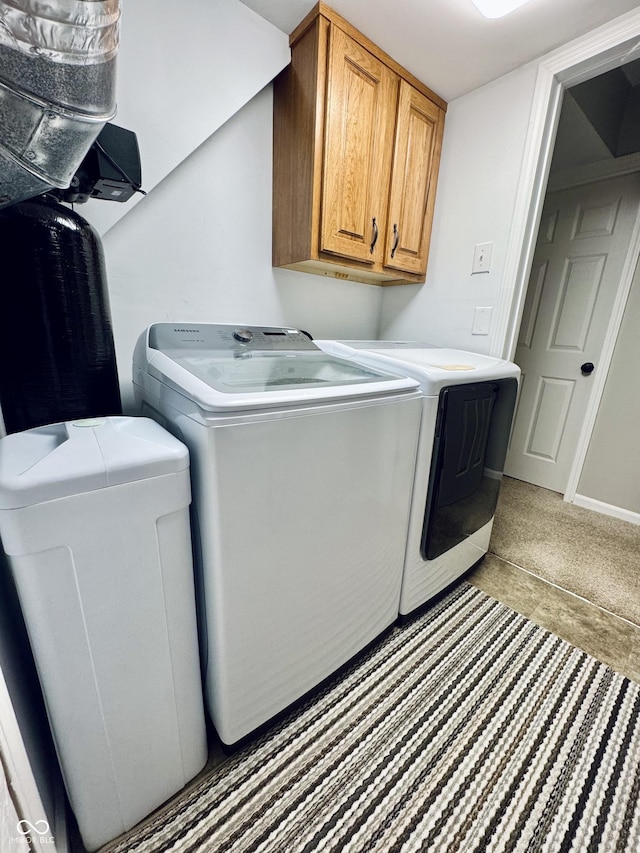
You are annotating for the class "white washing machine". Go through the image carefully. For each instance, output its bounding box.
[317,341,520,618]
[133,324,421,745]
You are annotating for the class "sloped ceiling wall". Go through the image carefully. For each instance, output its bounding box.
[81,0,290,237]
[567,58,640,160]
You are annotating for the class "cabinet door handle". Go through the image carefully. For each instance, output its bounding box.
[391,223,400,258]
[370,217,378,254]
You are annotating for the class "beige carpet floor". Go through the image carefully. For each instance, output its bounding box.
[489,477,640,626]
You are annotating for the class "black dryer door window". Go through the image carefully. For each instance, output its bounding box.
[422,381,499,561]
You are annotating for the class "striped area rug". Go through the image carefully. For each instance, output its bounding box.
[102,584,640,853]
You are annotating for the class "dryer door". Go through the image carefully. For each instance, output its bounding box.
[435,382,498,507]
[421,379,517,561]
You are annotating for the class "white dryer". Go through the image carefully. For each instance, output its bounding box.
[316,341,519,618]
[133,324,421,745]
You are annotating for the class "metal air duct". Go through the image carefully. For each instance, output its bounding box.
[0,0,120,209]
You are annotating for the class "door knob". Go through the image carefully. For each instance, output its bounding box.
[581,362,595,376]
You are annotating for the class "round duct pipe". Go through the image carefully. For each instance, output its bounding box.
[0,0,120,209]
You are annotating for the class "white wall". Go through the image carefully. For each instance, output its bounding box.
[82,0,290,237]
[378,62,539,354]
[82,0,381,412]
[103,85,382,410]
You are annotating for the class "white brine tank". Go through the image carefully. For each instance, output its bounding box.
[133,324,421,745]
[0,416,207,851]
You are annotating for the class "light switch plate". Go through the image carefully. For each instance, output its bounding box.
[472,242,493,274]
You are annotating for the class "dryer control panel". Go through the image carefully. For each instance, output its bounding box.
[149,323,316,353]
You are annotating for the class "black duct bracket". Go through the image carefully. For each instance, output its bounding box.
[53,123,144,205]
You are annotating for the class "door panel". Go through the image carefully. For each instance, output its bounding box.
[572,197,620,239]
[518,260,547,348]
[506,174,640,491]
[385,81,444,275]
[526,375,575,461]
[321,27,397,264]
[549,254,605,350]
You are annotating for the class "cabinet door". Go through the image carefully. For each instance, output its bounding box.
[384,80,444,275]
[320,27,398,265]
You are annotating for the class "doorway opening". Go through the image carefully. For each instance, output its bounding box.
[501,18,640,524]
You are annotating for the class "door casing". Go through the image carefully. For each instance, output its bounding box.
[495,10,640,503]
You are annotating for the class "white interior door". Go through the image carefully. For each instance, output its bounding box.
[506,173,640,492]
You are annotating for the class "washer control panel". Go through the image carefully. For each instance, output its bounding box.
[149,323,316,352]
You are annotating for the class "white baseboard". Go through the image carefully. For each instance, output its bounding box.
[572,494,640,526]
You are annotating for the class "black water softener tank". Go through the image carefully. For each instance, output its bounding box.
[0,196,122,434]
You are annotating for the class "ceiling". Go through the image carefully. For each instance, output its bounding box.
[239,0,640,102]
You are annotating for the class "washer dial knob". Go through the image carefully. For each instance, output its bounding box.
[233,328,254,343]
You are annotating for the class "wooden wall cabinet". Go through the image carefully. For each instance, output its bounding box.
[273,3,447,286]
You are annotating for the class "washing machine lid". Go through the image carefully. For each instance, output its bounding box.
[316,340,520,395]
[134,324,419,412]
